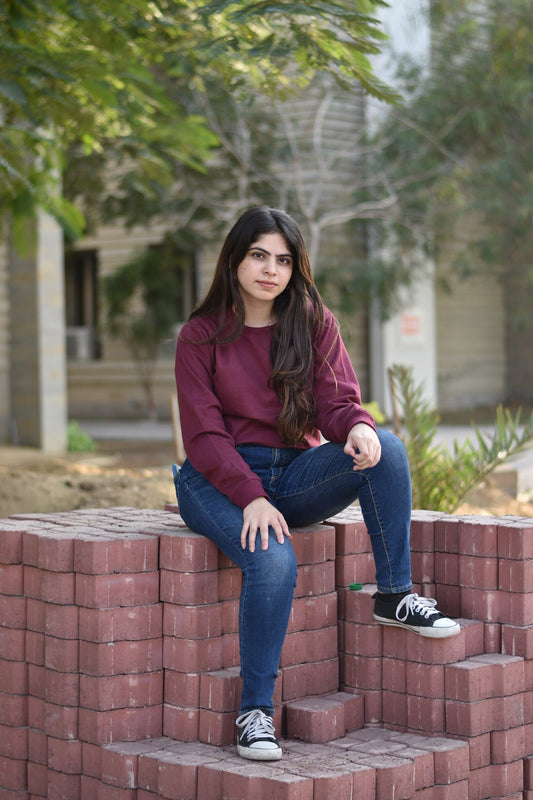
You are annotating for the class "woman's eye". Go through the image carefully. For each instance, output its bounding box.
[251,251,264,259]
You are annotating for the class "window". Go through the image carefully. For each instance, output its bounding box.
[64,248,100,359]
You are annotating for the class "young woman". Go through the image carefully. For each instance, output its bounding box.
[173,206,460,762]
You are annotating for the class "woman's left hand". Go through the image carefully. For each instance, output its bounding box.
[344,423,381,470]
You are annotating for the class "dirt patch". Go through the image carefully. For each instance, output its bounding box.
[1,441,532,520]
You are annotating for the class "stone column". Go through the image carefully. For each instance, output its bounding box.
[8,211,67,451]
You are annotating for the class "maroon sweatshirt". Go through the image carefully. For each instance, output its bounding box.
[174,307,375,508]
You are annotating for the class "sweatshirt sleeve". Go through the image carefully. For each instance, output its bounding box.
[174,322,268,509]
[312,309,376,442]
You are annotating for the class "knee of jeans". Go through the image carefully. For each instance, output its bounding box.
[378,429,408,464]
[250,535,297,588]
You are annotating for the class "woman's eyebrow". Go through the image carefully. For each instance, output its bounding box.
[248,246,292,259]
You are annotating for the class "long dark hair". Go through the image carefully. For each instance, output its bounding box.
[189,206,325,445]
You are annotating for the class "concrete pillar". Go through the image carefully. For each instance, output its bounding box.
[9,211,67,452]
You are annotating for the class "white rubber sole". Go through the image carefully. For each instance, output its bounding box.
[237,743,283,761]
[373,614,462,638]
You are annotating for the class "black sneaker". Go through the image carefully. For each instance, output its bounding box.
[236,709,282,761]
[373,592,461,638]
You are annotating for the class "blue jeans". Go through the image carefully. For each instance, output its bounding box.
[174,429,412,715]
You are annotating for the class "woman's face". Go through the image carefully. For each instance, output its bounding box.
[236,232,293,318]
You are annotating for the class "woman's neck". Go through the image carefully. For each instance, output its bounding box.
[243,302,275,328]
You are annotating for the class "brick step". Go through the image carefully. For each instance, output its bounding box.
[86,726,476,800]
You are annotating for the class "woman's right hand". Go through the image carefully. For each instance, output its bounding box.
[241,497,291,552]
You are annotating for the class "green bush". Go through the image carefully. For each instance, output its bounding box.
[67,421,96,453]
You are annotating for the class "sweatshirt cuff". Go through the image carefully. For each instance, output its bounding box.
[234,479,270,510]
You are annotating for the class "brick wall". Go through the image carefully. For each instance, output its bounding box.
[0,505,531,799]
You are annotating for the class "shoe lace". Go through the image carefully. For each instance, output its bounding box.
[236,709,275,738]
[396,593,439,622]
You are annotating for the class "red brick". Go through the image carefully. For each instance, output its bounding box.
[411,551,435,584]
[0,658,27,695]
[330,518,369,556]
[491,726,525,764]
[78,604,162,643]
[382,658,406,693]
[294,561,335,598]
[74,533,158,574]
[220,599,239,634]
[199,668,241,713]
[28,729,47,765]
[286,695,347,742]
[163,603,222,640]
[159,530,218,572]
[44,702,78,740]
[381,626,409,660]
[381,690,407,727]
[47,737,82,774]
[407,695,445,733]
[79,639,162,677]
[101,741,162,789]
[0,628,25,661]
[343,620,383,657]
[0,724,27,760]
[434,552,459,586]
[410,515,437,552]
[281,663,308,701]
[163,635,223,674]
[445,659,496,702]
[78,705,162,745]
[41,570,76,605]
[526,755,533,790]
[469,653,525,695]
[306,658,338,696]
[499,557,533,592]
[461,618,485,656]
[44,636,79,673]
[81,741,102,779]
[434,584,462,619]
[26,598,45,632]
[343,584,377,624]
[458,517,498,556]
[0,595,26,629]
[459,555,498,590]
[406,662,444,698]
[80,774,99,799]
[509,589,533,626]
[434,516,460,554]
[0,564,24,595]
[44,604,79,639]
[164,670,200,709]
[0,756,27,791]
[28,664,45,699]
[483,621,502,653]
[25,631,44,666]
[160,569,218,605]
[97,784,136,800]
[311,768,357,800]
[344,654,382,691]
[361,689,382,724]
[198,708,236,746]
[27,697,44,731]
[498,520,533,560]
[44,669,78,707]
[290,524,335,565]
[162,704,199,742]
[401,627,466,665]
[502,623,533,659]
[35,532,75,573]
[358,754,415,800]
[425,738,470,784]
[80,672,163,711]
[216,567,241,601]
[27,761,47,796]
[75,572,159,608]
[415,781,468,799]
[447,697,498,737]
[222,762,314,800]
[0,526,23,564]
[0,693,27,728]
[470,761,524,799]
[221,631,239,668]
[335,553,375,586]
[468,732,491,769]
[46,769,80,800]
[461,586,507,621]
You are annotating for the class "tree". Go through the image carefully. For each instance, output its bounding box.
[0,0,397,234]
[368,0,533,392]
